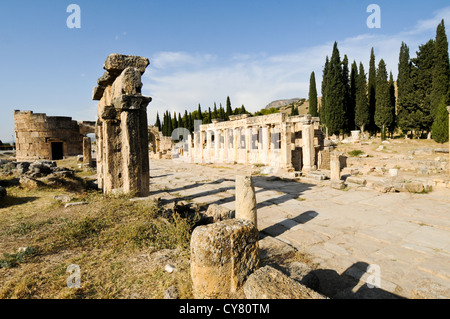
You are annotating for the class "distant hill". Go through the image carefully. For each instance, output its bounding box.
[264,98,302,110]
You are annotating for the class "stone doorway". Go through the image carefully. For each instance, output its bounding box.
[51,142,64,160]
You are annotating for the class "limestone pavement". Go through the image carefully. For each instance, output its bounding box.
[150,158,450,299]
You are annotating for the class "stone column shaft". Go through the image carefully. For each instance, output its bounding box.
[235,175,257,228]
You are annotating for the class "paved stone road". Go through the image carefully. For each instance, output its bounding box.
[149,159,450,299]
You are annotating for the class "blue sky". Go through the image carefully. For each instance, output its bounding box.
[0,0,449,142]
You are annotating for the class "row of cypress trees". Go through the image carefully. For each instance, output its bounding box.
[311,19,449,142]
[155,96,249,137]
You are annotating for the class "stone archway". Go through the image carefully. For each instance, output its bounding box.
[148,126,161,153]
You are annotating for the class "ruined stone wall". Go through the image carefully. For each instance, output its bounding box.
[93,54,151,196]
[14,110,85,161]
[188,113,324,172]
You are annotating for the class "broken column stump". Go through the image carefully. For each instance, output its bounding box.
[190,219,260,298]
[93,54,152,196]
[235,175,257,227]
[82,136,92,168]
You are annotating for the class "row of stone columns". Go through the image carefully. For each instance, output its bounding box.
[194,123,294,169]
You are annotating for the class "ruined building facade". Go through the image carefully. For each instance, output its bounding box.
[175,113,325,173]
[14,110,95,161]
[93,54,152,196]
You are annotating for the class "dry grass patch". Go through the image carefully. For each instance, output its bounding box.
[0,172,196,298]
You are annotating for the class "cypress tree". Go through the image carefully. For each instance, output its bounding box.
[348,61,358,132]
[226,96,232,120]
[173,111,178,129]
[397,42,415,134]
[197,104,203,121]
[309,71,318,117]
[320,56,330,126]
[374,59,394,140]
[213,102,218,119]
[388,71,397,136]
[241,104,247,114]
[290,104,299,116]
[412,39,435,134]
[431,97,449,143]
[355,62,370,133]
[431,19,450,117]
[342,55,351,132]
[368,47,377,134]
[207,107,212,124]
[324,42,346,135]
[155,112,161,131]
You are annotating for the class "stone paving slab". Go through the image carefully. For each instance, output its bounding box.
[149,159,450,299]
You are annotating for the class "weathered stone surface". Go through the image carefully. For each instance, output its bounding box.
[331,180,346,190]
[95,54,151,197]
[243,266,325,299]
[92,85,105,101]
[103,53,150,76]
[163,285,179,299]
[19,176,43,188]
[346,176,367,186]
[111,67,143,99]
[235,175,257,227]
[190,219,260,299]
[258,236,296,260]
[205,204,234,223]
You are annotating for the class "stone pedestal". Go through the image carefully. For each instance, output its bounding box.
[82,136,92,168]
[330,151,341,181]
[351,130,361,143]
[235,175,257,227]
[301,116,315,174]
[190,219,260,298]
[93,54,151,197]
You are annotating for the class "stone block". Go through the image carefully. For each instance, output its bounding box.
[243,266,325,299]
[103,53,150,76]
[235,175,257,227]
[190,219,260,298]
[346,176,367,186]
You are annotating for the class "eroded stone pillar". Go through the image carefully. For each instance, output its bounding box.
[92,54,151,197]
[82,136,92,168]
[280,123,293,171]
[330,151,341,181]
[235,175,257,227]
[190,219,260,298]
[301,116,315,174]
[448,106,450,174]
[233,127,239,163]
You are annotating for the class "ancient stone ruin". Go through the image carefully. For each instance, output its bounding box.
[14,110,95,161]
[177,112,325,173]
[93,54,152,196]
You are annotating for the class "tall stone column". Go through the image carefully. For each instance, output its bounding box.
[214,129,220,163]
[280,123,293,171]
[200,130,206,163]
[223,128,228,163]
[448,106,450,173]
[245,126,251,164]
[233,127,239,164]
[235,175,257,228]
[83,136,92,168]
[330,151,341,181]
[301,115,315,174]
[206,130,213,163]
[95,121,103,189]
[262,125,270,165]
[92,54,151,197]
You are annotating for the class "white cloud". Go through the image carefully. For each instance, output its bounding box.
[143,6,450,125]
